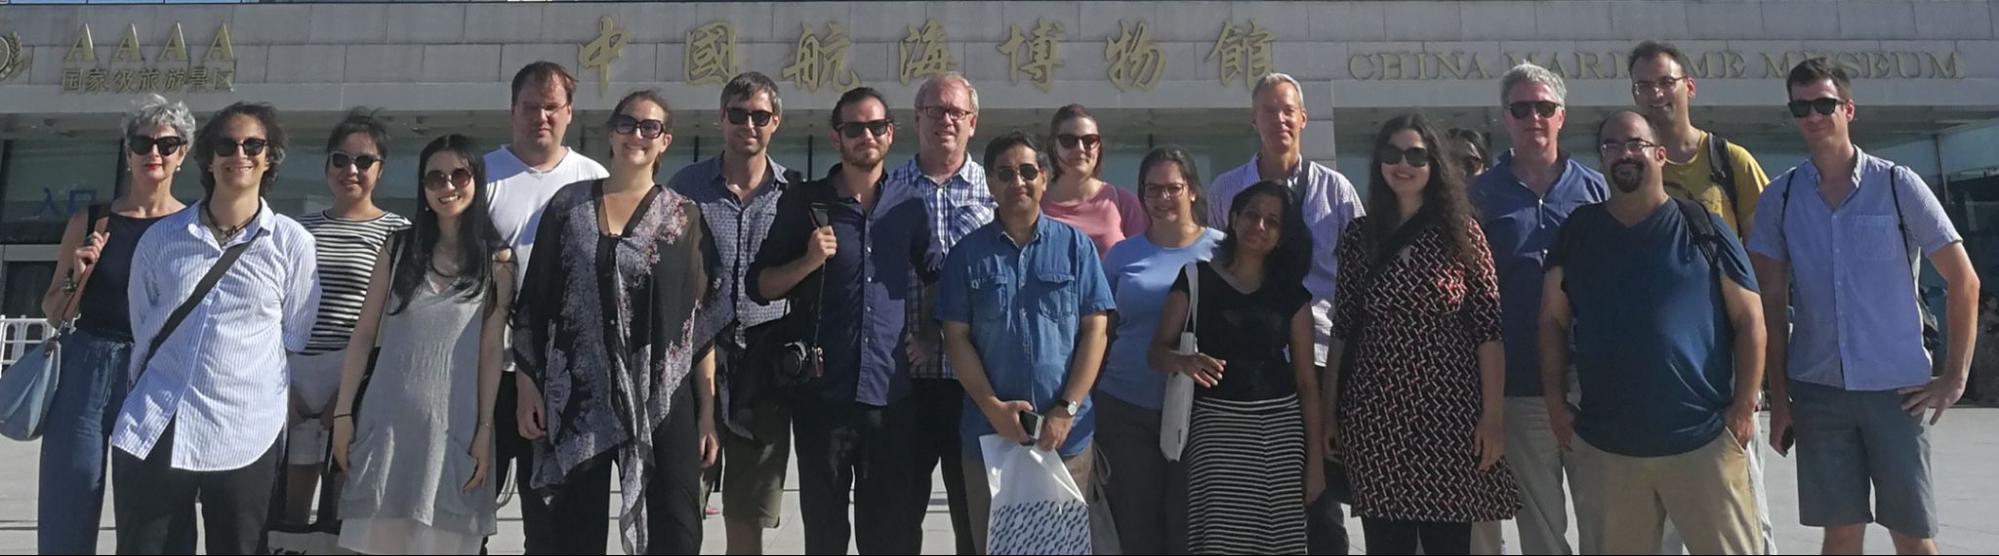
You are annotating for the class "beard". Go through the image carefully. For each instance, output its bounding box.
[1611,160,1646,193]
[841,147,886,170]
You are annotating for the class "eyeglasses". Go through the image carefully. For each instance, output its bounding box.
[917,105,974,123]
[211,137,269,157]
[1056,133,1101,150]
[423,168,474,190]
[837,119,894,139]
[128,135,186,156]
[1142,182,1188,200]
[1377,146,1432,168]
[1506,101,1561,119]
[612,115,667,139]
[1463,155,1486,170]
[328,152,381,172]
[1598,139,1663,156]
[991,164,1042,184]
[1787,97,1844,119]
[1632,75,1688,95]
[726,108,776,127]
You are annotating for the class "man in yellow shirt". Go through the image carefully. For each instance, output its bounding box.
[1630,40,1771,240]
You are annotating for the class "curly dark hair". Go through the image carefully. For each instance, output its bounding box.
[192,101,287,196]
[1365,112,1482,268]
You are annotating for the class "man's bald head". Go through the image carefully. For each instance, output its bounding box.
[1597,110,1657,146]
[1598,110,1667,194]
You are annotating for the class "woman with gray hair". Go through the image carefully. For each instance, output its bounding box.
[34,93,194,554]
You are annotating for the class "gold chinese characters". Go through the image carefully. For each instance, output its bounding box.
[60,22,235,95]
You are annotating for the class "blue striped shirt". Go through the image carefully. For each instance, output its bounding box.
[114,202,320,471]
[890,156,993,380]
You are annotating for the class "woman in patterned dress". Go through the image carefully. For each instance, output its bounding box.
[510,89,721,555]
[1330,113,1520,555]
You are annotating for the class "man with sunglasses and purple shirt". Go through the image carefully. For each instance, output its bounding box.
[1467,62,1609,555]
[1751,58,1979,556]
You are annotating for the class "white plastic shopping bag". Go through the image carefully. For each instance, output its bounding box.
[980,434,1093,555]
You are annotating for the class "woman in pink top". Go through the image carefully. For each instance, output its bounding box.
[1042,104,1148,257]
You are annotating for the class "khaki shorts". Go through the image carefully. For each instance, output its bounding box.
[718,401,792,528]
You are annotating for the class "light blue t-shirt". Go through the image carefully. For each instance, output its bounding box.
[1099,228,1224,410]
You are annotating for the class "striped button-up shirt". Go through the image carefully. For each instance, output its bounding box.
[669,155,793,347]
[890,156,993,380]
[1206,154,1365,366]
[114,202,320,471]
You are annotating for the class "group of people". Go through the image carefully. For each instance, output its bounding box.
[29,38,1974,556]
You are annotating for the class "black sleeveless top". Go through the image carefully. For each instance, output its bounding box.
[74,210,175,341]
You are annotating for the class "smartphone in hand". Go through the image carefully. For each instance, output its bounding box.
[810,203,832,228]
[1018,410,1044,446]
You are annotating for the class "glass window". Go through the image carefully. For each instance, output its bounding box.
[0,140,121,244]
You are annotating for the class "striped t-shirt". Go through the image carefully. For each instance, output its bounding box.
[297,210,411,355]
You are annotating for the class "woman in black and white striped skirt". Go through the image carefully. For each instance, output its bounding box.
[1149,180,1326,554]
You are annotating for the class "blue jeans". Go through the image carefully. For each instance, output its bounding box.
[36,328,130,554]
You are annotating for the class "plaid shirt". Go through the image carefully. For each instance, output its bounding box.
[667,155,793,347]
[889,156,993,379]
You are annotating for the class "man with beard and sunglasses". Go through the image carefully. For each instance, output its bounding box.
[1467,62,1608,555]
[749,86,941,554]
[668,71,798,555]
[1538,111,1766,555]
[1749,58,1978,556]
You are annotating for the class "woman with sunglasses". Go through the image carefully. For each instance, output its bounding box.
[512,89,720,555]
[1148,179,1321,554]
[282,108,412,529]
[329,134,507,554]
[1042,104,1146,258]
[33,94,194,555]
[1447,128,1489,183]
[1330,114,1518,555]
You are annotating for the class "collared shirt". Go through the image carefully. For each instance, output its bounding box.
[669,154,793,347]
[889,155,994,380]
[114,202,320,471]
[1471,151,1609,397]
[937,216,1116,457]
[1206,153,1364,366]
[1747,147,1962,392]
[749,165,941,406]
[485,146,610,289]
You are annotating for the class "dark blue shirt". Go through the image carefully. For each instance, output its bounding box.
[1550,201,1759,457]
[668,155,793,348]
[748,166,939,406]
[938,216,1115,457]
[1469,152,1608,397]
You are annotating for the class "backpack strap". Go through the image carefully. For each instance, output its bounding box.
[1707,134,1740,215]
[1674,198,1729,310]
[136,234,258,377]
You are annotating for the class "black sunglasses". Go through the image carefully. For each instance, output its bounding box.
[992,164,1042,183]
[1377,146,1432,168]
[128,135,187,156]
[423,168,475,190]
[211,137,269,157]
[837,119,893,139]
[612,115,667,139]
[1056,133,1101,150]
[328,152,381,171]
[1507,101,1561,119]
[726,108,776,127]
[1787,97,1844,119]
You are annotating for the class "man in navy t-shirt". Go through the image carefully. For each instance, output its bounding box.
[1536,111,1767,555]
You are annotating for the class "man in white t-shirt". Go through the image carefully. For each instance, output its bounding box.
[485,61,608,555]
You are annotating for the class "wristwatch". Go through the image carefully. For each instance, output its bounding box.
[1052,398,1082,418]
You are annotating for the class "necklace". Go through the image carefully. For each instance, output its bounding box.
[204,202,252,240]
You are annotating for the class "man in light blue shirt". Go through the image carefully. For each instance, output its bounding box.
[938,131,1114,556]
[1750,58,1980,555]
[113,102,320,555]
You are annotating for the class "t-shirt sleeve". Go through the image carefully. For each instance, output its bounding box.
[1730,144,1771,241]
[1745,171,1793,261]
[1075,233,1117,315]
[1168,264,1191,295]
[1546,208,1587,270]
[1891,165,1965,256]
[1709,211,1761,294]
[1115,187,1150,238]
[936,244,973,324]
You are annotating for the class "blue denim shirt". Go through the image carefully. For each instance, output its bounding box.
[1469,151,1608,397]
[1747,148,1962,392]
[938,216,1115,457]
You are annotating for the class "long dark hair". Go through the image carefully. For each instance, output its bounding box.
[1213,180,1311,288]
[1365,113,1482,268]
[389,134,503,315]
